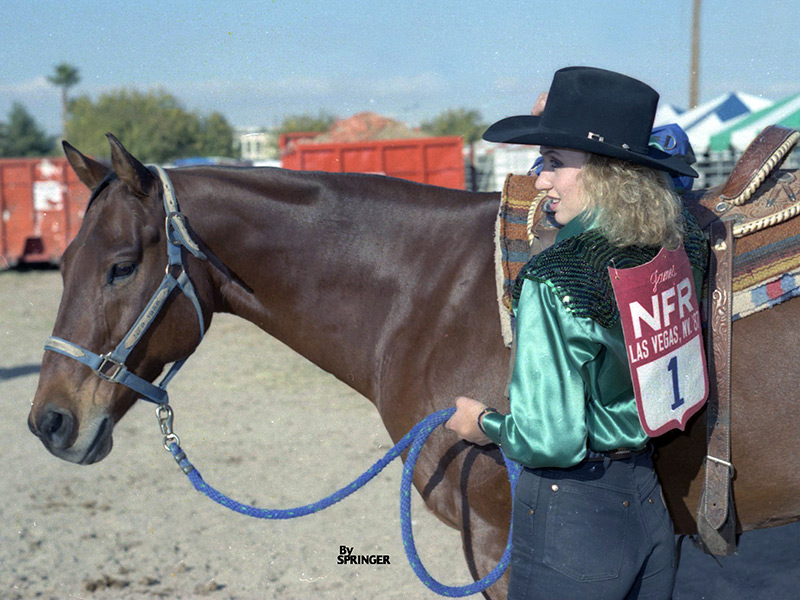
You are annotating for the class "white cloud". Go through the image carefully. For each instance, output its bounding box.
[762,81,799,100]
[492,76,524,94]
[0,76,57,97]
[167,77,335,98]
[346,72,448,97]
[163,72,448,100]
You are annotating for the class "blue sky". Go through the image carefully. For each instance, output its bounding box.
[2,0,798,136]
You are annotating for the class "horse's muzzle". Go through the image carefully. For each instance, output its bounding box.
[28,406,113,464]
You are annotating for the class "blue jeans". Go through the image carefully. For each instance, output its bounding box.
[508,449,676,600]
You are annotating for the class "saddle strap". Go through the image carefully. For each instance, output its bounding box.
[702,218,736,531]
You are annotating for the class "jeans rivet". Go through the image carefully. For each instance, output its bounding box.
[622,500,630,508]
[551,484,559,492]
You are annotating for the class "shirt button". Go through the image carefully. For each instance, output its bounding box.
[551,484,559,492]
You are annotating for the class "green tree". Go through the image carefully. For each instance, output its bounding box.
[421,108,487,191]
[420,108,486,143]
[47,63,80,141]
[0,103,56,157]
[66,89,235,163]
[276,111,337,135]
[197,112,235,157]
[269,111,336,155]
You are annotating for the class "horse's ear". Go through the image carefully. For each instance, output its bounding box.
[62,141,110,191]
[106,133,155,198]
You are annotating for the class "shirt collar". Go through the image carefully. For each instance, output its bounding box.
[555,212,592,243]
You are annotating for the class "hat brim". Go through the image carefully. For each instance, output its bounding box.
[483,115,698,178]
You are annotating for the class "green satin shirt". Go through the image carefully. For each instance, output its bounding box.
[482,216,702,468]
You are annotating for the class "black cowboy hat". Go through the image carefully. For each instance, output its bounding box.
[483,66,698,178]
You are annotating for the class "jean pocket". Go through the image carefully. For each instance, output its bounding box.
[542,481,633,582]
[510,469,541,559]
[508,470,542,597]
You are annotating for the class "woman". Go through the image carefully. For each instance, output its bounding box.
[445,67,707,600]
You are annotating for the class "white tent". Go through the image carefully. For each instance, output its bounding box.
[677,92,773,153]
[653,103,684,127]
[709,91,800,152]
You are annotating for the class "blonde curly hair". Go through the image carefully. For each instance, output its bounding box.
[579,154,685,249]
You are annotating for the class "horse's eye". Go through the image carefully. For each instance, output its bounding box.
[108,262,137,284]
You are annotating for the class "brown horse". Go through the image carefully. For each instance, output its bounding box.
[29,135,800,599]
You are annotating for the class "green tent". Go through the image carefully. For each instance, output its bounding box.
[708,91,800,152]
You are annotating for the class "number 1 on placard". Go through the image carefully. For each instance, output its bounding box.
[668,356,685,410]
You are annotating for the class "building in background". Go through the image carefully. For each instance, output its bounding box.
[238,128,280,165]
[470,140,540,192]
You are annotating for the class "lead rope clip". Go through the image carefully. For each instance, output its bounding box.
[156,404,180,451]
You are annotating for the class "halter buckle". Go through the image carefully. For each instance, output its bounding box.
[97,354,125,382]
[165,212,184,242]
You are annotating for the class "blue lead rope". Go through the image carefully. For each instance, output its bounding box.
[168,407,521,597]
[399,409,521,596]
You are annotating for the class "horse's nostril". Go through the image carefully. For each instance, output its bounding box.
[44,411,62,434]
[37,408,75,450]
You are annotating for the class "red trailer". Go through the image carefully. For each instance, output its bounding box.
[280,134,465,189]
[0,157,90,269]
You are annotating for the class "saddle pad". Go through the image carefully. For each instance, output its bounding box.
[686,167,800,314]
[733,266,800,319]
[495,174,545,344]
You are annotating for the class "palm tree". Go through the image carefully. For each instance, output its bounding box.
[47,63,80,140]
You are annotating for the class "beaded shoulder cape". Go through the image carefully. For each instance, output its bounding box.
[512,209,708,329]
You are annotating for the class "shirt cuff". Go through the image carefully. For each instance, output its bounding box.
[481,411,505,446]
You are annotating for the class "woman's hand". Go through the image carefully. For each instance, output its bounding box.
[531,92,548,116]
[445,396,492,446]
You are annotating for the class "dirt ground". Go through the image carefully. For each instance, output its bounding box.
[5,269,800,600]
[0,269,475,599]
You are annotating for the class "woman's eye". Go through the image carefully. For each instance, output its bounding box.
[108,262,137,283]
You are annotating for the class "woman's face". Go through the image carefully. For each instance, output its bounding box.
[535,146,589,225]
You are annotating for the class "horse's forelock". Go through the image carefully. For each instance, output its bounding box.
[84,171,118,212]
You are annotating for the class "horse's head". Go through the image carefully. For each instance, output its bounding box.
[28,135,209,464]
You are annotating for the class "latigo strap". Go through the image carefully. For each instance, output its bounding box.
[696,218,737,556]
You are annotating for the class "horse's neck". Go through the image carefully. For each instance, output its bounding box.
[178,168,500,402]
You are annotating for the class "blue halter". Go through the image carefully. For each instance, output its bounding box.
[43,165,207,405]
